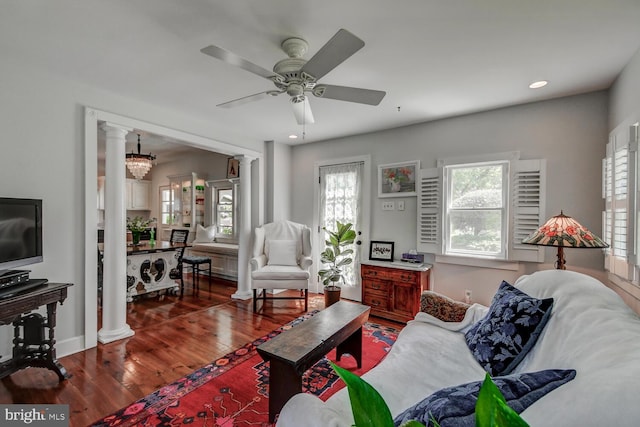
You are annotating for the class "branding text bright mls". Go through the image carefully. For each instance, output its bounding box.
[4,408,65,424]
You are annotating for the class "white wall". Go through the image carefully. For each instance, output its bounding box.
[0,59,261,358]
[609,46,640,129]
[292,92,608,305]
[265,141,292,223]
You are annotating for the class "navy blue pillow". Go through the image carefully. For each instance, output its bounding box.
[393,369,576,427]
[464,281,554,376]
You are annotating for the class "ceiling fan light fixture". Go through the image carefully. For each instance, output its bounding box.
[529,80,548,89]
[125,134,156,180]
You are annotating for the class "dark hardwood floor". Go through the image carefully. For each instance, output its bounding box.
[0,276,403,426]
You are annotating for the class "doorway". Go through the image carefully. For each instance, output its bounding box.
[314,156,371,301]
[84,107,261,350]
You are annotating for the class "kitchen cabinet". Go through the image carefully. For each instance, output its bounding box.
[127,179,151,210]
[361,261,431,323]
[167,173,206,231]
[97,177,151,211]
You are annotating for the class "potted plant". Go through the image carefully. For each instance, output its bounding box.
[318,221,356,307]
[127,216,155,246]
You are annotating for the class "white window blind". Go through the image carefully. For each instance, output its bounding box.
[417,168,442,254]
[603,125,637,280]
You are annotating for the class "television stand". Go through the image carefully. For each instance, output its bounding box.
[0,282,73,382]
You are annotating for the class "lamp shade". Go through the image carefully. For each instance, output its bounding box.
[522,211,608,269]
[522,212,608,248]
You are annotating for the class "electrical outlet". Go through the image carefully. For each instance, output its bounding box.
[398,201,405,211]
[464,289,472,304]
[382,201,395,211]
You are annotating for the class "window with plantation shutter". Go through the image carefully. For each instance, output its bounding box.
[603,123,639,280]
[417,155,545,263]
[510,159,546,262]
[417,168,442,254]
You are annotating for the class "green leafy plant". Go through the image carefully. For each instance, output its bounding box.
[330,362,529,427]
[127,216,155,233]
[318,221,356,289]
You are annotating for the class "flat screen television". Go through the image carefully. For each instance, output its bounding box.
[0,197,43,276]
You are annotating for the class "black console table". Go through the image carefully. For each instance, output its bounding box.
[0,282,73,382]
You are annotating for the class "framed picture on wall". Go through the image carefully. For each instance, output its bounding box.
[227,158,240,178]
[369,240,395,261]
[378,160,419,198]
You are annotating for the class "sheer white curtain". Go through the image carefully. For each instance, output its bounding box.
[319,162,363,290]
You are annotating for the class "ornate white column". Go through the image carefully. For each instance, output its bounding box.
[232,155,255,300]
[98,122,135,343]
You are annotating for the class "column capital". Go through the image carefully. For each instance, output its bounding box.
[100,122,132,137]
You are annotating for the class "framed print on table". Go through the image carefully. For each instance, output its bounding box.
[378,160,419,198]
[369,241,394,261]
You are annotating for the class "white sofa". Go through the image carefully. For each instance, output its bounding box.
[276,270,640,426]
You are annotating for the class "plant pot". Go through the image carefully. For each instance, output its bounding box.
[324,285,342,307]
[131,231,141,246]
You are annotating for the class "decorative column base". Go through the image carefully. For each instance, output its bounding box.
[98,325,134,344]
[231,289,253,300]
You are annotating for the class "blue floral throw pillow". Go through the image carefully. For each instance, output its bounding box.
[393,369,576,427]
[464,281,553,376]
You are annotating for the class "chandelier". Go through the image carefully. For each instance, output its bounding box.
[125,134,156,180]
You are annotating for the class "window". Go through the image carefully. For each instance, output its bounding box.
[445,162,507,258]
[418,154,545,263]
[159,185,176,226]
[602,123,639,280]
[210,181,238,241]
[216,188,233,236]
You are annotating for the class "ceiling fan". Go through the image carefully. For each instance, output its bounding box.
[200,29,386,125]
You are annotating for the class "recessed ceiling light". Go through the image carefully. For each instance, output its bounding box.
[529,80,548,89]
[288,134,298,139]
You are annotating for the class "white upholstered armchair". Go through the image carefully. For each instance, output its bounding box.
[250,220,312,311]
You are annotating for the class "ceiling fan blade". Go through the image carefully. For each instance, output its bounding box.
[313,84,386,105]
[291,97,315,125]
[200,45,278,80]
[300,29,365,81]
[217,91,279,108]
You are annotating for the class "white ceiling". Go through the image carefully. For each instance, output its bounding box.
[4,0,640,151]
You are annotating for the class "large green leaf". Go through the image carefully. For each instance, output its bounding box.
[476,373,529,427]
[330,362,395,427]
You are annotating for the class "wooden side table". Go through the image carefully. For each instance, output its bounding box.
[257,301,370,423]
[361,261,431,323]
[0,282,73,382]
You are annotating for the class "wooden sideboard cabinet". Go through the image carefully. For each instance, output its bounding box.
[361,261,431,323]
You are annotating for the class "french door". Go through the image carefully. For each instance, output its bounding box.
[317,159,367,301]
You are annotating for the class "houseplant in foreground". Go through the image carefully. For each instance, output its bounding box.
[318,221,356,306]
[330,362,528,427]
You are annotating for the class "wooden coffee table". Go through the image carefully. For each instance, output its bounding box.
[256,301,371,423]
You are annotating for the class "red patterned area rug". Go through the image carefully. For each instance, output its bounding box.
[89,311,399,427]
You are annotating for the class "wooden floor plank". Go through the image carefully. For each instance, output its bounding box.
[0,276,403,426]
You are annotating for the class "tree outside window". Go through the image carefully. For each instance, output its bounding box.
[446,162,507,258]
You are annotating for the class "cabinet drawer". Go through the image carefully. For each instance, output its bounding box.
[363,279,389,294]
[363,293,388,311]
[386,269,419,284]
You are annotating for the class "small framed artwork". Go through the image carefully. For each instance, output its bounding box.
[378,160,420,198]
[369,241,395,261]
[227,158,240,179]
